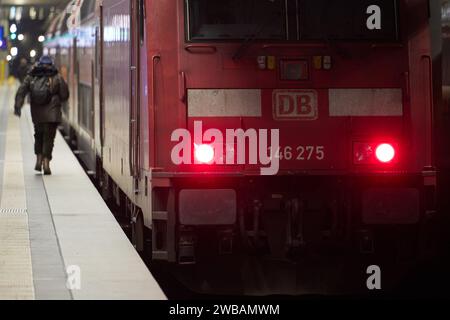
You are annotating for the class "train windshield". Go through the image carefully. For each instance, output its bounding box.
[299,0,399,40]
[186,0,286,41]
[186,0,398,42]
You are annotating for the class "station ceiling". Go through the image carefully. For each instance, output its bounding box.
[0,0,68,7]
[0,0,70,23]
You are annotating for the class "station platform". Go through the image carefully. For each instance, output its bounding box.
[0,85,166,300]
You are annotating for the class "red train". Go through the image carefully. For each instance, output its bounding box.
[45,0,448,293]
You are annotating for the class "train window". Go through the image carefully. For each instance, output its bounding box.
[79,84,94,135]
[139,0,146,46]
[186,0,286,41]
[80,0,96,22]
[299,0,399,41]
[95,26,100,80]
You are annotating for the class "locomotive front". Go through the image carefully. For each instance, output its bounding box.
[149,0,437,275]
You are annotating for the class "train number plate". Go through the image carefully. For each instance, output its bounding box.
[269,146,325,161]
[273,90,318,120]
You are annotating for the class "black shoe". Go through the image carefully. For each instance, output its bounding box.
[34,155,43,172]
[43,158,52,175]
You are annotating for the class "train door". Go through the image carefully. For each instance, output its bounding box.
[130,0,141,182]
[138,0,149,173]
[94,4,104,160]
[72,36,79,144]
[130,0,148,252]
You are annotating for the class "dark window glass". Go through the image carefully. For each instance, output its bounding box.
[186,0,398,42]
[78,84,94,134]
[299,0,398,40]
[80,0,96,22]
[187,0,286,40]
[139,0,146,45]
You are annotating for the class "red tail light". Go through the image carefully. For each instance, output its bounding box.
[353,142,397,165]
[375,143,395,163]
[194,144,214,164]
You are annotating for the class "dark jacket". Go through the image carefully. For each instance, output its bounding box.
[15,64,70,124]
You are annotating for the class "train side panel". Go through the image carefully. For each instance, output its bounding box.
[102,0,134,197]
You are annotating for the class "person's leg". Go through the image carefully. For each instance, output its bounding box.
[33,123,44,171]
[34,123,44,155]
[42,123,58,175]
[42,123,57,161]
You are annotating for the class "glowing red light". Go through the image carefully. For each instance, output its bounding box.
[375,143,395,163]
[194,144,214,164]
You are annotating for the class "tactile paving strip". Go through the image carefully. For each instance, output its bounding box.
[0,86,35,300]
[0,208,28,215]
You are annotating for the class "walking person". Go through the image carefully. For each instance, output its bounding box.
[14,56,69,175]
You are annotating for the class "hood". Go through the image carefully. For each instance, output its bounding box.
[30,64,58,77]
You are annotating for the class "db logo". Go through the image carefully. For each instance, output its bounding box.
[273,90,318,120]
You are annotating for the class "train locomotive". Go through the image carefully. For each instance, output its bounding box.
[45,0,447,294]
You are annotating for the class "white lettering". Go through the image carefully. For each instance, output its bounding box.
[366,5,382,30]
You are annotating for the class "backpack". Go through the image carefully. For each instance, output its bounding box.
[30,76,53,105]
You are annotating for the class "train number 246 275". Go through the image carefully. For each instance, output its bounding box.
[268,146,325,161]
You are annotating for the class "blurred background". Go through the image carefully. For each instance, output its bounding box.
[0,0,70,83]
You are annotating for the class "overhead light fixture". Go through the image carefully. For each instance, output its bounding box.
[29,7,37,20]
[6,55,12,62]
[39,8,45,20]
[16,7,23,22]
[10,24,17,34]
[9,7,16,20]
[38,35,45,43]
[30,50,36,58]
[18,34,24,41]
[11,47,18,57]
